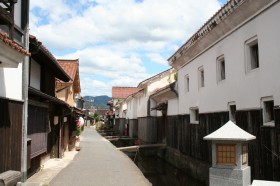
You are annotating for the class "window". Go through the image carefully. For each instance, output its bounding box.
[184,74,189,93]
[217,55,226,82]
[216,144,236,166]
[29,59,41,90]
[228,103,236,123]
[242,144,248,165]
[198,67,204,88]
[262,97,274,126]
[245,36,259,72]
[190,108,199,124]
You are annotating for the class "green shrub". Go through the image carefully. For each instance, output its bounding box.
[76,126,82,136]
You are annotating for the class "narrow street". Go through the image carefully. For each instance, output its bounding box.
[49,127,151,186]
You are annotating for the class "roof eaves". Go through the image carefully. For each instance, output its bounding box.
[137,68,174,88]
[29,35,72,82]
[39,45,73,81]
[0,31,30,56]
[168,0,246,65]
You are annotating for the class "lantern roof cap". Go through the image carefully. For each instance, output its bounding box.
[203,121,256,141]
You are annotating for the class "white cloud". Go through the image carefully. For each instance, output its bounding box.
[56,46,150,96]
[145,53,167,66]
[81,78,111,96]
[30,0,221,50]
[30,0,223,96]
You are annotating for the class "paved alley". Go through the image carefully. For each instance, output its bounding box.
[49,127,151,186]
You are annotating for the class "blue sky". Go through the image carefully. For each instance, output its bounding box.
[30,0,228,97]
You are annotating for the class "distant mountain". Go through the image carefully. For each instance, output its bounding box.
[84,95,111,109]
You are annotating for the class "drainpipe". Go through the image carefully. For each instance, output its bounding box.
[170,81,178,97]
[21,26,30,182]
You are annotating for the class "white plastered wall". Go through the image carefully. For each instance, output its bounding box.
[0,63,23,100]
[177,2,280,115]
[136,70,176,118]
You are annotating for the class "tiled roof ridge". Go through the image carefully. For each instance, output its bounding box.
[57,59,79,63]
[29,35,60,65]
[125,88,144,99]
[169,0,246,63]
[40,44,58,62]
[28,36,72,67]
[112,86,138,88]
[0,31,30,56]
[137,68,174,88]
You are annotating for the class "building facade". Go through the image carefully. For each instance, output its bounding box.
[0,0,30,178]
[167,0,280,183]
[114,68,176,141]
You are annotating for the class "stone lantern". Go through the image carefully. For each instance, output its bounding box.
[203,121,256,186]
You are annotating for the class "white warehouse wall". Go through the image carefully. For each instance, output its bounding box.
[0,64,23,100]
[136,70,176,118]
[167,98,179,116]
[177,2,280,115]
[126,98,134,119]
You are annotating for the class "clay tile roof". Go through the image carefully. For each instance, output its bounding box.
[57,59,79,80]
[0,31,30,56]
[57,59,81,94]
[29,35,71,82]
[112,87,141,99]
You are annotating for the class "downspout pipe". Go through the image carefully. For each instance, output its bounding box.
[170,81,178,97]
[21,14,30,183]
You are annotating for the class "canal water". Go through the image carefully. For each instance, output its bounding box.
[131,150,205,186]
[111,139,206,186]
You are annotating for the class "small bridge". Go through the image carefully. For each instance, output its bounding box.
[117,144,166,152]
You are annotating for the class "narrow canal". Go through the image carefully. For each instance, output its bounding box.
[133,151,205,186]
[111,139,206,186]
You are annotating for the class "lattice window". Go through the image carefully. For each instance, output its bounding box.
[242,144,248,165]
[216,144,236,165]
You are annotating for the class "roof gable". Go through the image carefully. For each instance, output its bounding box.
[57,59,81,94]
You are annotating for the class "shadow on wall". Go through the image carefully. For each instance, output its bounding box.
[0,68,6,97]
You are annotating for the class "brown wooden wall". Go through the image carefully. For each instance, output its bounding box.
[114,118,120,131]
[128,119,138,138]
[0,99,23,173]
[138,117,157,143]
[237,109,280,181]
[27,105,48,158]
[163,109,280,182]
[164,113,228,163]
[41,65,55,97]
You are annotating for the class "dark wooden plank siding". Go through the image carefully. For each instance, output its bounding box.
[119,118,126,136]
[114,118,120,131]
[156,116,165,143]
[0,99,23,173]
[165,113,228,163]
[138,117,157,143]
[41,65,55,97]
[27,105,48,158]
[163,109,280,182]
[128,119,138,138]
[236,109,280,181]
